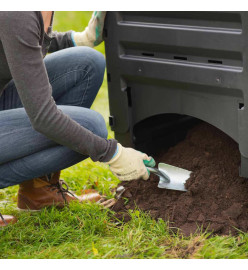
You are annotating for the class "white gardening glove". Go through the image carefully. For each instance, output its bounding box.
[105,143,156,181]
[72,11,106,48]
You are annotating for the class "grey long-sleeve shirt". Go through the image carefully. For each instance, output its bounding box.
[0,11,117,162]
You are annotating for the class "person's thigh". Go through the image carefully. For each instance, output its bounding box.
[0,145,87,189]
[45,46,106,108]
[0,46,105,110]
[0,105,108,165]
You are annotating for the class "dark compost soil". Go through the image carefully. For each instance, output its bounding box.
[112,123,248,236]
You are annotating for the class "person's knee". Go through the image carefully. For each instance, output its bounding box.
[77,47,105,82]
[87,48,105,83]
[94,51,106,78]
[58,106,108,139]
[92,111,108,139]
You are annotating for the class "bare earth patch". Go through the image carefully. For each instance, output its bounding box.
[112,123,248,236]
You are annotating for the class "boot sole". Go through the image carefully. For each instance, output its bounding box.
[17,203,66,212]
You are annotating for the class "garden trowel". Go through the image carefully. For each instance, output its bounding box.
[148,163,191,192]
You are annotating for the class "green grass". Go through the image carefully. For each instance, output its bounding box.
[1,12,248,259]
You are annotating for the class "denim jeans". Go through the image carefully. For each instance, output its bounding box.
[0,46,107,189]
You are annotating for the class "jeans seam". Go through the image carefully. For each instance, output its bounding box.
[79,73,90,106]
[49,68,89,85]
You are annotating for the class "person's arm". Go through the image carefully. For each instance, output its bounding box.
[0,11,116,162]
[71,11,106,48]
[49,11,106,52]
[48,30,75,53]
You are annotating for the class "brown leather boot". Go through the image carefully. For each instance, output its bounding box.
[17,171,101,211]
[0,212,17,227]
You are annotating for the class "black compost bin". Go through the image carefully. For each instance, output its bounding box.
[104,11,248,177]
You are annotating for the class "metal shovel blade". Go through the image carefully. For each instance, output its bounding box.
[156,163,191,192]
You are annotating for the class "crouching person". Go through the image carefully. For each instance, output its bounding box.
[0,11,155,227]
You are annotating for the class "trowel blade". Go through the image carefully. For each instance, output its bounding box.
[157,163,191,192]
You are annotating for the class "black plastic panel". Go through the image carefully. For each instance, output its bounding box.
[104,11,248,177]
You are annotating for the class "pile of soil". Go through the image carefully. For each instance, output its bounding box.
[112,123,248,236]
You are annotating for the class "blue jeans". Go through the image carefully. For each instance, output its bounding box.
[0,46,107,189]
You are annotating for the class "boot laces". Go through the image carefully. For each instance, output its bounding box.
[0,212,7,226]
[49,179,77,204]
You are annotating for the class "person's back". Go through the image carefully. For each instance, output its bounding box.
[0,12,43,95]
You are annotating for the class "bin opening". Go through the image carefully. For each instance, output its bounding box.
[133,113,200,156]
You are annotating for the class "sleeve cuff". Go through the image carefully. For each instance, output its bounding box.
[71,31,77,47]
[100,139,118,162]
[111,144,119,159]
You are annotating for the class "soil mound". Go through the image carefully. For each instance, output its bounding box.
[112,123,248,236]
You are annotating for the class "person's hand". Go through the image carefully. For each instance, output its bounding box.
[72,11,106,48]
[105,143,156,181]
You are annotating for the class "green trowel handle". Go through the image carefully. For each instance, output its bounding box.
[147,167,170,183]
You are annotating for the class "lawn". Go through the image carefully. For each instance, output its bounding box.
[1,11,248,259]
